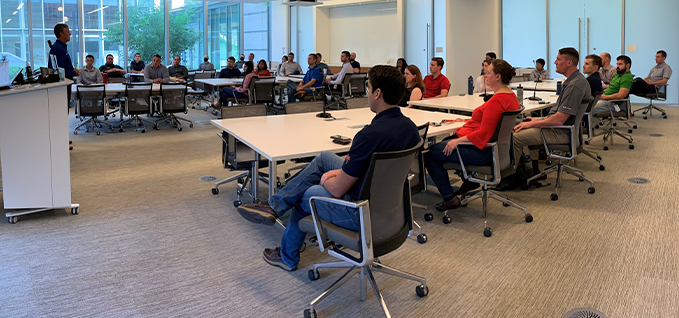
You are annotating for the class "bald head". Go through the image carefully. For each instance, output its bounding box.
[600,52,611,66]
[350,52,356,61]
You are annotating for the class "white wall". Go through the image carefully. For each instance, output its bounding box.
[325,2,399,67]
[446,0,502,95]
[269,0,288,61]
[502,0,546,68]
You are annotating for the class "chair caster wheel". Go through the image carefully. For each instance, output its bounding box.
[460,203,468,207]
[584,140,590,145]
[119,128,124,133]
[594,125,599,129]
[416,284,429,297]
[525,213,533,223]
[628,129,633,133]
[633,125,637,129]
[74,131,78,135]
[178,127,182,131]
[189,124,194,128]
[8,216,18,224]
[629,144,634,150]
[237,178,245,184]
[112,114,116,118]
[546,160,552,165]
[502,202,510,207]
[579,177,584,182]
[141,129,146,133]
[643,116,647,120]
[642,111,647,115]
[304,309,317,318]
[596,155,602,160]
[663,115,667,119]
[550,193,558,201]
[417,234,427,244]
[233,200,242,207]
[308,269,320,281]
[424,213,433,222]
[599,165,605,171]
[96,131,101,135]
[588,187,595,194]
[612,123,616,126]
[153,125,160,130]
[71,207,79,215]
[284,173,291,179]
[603,146,609,151]
[192,106,196,109]
[483,227,492,237]
[442,215,452,224]
[212,188,219,195]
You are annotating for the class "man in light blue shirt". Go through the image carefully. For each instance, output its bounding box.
[286,53,324,103]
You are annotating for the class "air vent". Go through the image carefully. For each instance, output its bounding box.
[563,308,607,318]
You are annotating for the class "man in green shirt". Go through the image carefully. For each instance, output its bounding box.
[591,55,633,115]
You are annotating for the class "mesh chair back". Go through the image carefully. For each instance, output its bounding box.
[124,83,153,115]
[409,124,429,194]
[252,77,276,104]
[358,140,423,256]
[285,101,324,114]
[76,85,106,117]
[489,107,524,171]
[193,70,215,90]
[219,105,268,169]
[349,73,367,95]
[159,83,187,113]
[570,99,592,149]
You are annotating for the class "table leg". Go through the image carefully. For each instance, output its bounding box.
[269,160,277,199]
[252,152,260,202]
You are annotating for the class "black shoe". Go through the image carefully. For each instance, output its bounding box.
[455,181,480,195]
[494,179,518,192]
[435,196,461,212]
[237,202,279,226]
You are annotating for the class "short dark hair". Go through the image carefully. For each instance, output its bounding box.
[341,51,350,58]
[316,52,322,58]
[153,54,161,60]
[367,65,406,106]
[489,59,516,85]
[536,58,545,67]
[282,55,288,61]
[586,54,602,69]
[134,53,141,57]
[617,55,632,67]
[288,52,295,57]
[558,47,580,66]
[54,23,68,38]
[486,52,497,59]
[85,54,94,60]
[657,50,667,58]
[106,54,113,58]
[174,55,181,60]
[431,57,444,68]
[308,53,318,62]
[228,56,235,62]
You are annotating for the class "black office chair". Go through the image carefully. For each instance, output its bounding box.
[349,73,367,97]
[188,70,216,110]
[156,82,193,131]
[299,140,428,318]
[119,83,156,133]
[633,83,668,119]
[227,75,257,105]
[74,84,116,135]
[251,77,276,107]
[579,92,605,170]
[442,108,531,237]
[593,95,635,151]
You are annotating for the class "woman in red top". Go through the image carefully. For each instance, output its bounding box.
[256,59,271,77]
[424,59,521,211]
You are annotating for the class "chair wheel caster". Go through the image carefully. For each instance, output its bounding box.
[308,269,320,281]
[546,160,552,165]
[8,216,18,224]
[141,129,146,133]
[588,187,595,194]
[596,155,602,160]
[628,129,633,133]
[212,188,219,195]
[284,173,291,179]
[178,127,182,131]
[525,213,533,223]
[663,115,667,119]
[189,124,194,128]
[579,177,584,182]
[483,227,492,237]
[96,131,100,135]
[154,125,160,130]
[599,165,605,171]
[603,146,609,151]
[584,140,590,145]
[550,193,558,201]
[71,207,79,215]
[416,284,429,297]
[237,178,245,184]
[642,111,647,115]
[74,131,78,135]
[112,114,116,118]
[442,215,452,224]
[594,125,599,129]
[119,128,124,132]
[643,116,647,120]
[633,125,637,129]
[629,144,634,150]
[233,200,242,207]
[424,213,433,222]
[304,309,317,318]
[612,123,616,127]
[417,234,427,244]
[502,202,510,207]
[192,106,196,109]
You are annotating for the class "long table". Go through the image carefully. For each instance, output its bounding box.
[195,76,303,88]
[0,81,79,223]
[408,90,559,113]
[211,107,470,200]
[509,80,561,92]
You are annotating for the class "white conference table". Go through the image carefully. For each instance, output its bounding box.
[509,79,561,92]
[408,91,559,114]
[211,107,470,200]
[196,76,303,87]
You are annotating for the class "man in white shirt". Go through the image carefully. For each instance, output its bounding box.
[326,51,353,86]
[279,52,303,76]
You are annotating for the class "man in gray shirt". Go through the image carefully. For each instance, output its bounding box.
[199,55,214,71]
[512,47,591,180]
[168,56,189,81]
[633,50,672,95]
[79,54,103,84]
[599,52,616,89]
[279,52,303,76]
[144,54,170,83]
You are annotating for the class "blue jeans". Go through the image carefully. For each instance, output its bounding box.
[286,80,313,103]
[220,87,248,105]
[424,136,492,202]
[269,151,359,269]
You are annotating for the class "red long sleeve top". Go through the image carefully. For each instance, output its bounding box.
[454,92,521,149]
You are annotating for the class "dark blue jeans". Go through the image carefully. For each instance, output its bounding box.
[269,151,359,270]
[424,136,492,202]
[220,87,247,105]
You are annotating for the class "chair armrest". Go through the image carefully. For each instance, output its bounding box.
[308,196,369,252]
[455,141,500,184]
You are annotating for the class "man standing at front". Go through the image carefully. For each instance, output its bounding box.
[49,23,79,80]
[236,66,421,271]
[423,57,450,99]
[285,53,323,103]
[590,55,634,116]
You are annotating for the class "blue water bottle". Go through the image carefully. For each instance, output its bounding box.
[556,81,562,95]
[467,76,474,95]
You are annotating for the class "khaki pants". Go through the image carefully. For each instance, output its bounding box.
[513,127,570,164]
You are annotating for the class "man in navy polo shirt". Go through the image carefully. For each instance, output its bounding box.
[237,65,421,271]
[48,23,79,80]
[285,53,324,103]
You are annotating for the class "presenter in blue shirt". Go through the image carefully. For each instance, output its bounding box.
[285,53,324,103]
[48,23,79,79]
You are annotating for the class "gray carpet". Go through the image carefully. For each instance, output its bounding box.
[1,104,678,318]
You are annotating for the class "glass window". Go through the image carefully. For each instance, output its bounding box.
[119,0,166,67]
[208,2,239,69]
[83,0,122,67]
[170,0,204,70]
[1,0,30,75]
[243,3,269,63]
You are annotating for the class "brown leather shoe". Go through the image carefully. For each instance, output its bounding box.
[435,196,461,212]
[237,202,279,225]
[263,247,296,271]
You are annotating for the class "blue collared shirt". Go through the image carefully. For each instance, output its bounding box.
[48,39,76,79]
[303,65,323,88]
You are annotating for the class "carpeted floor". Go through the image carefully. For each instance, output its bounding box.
[1,103,678,318]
